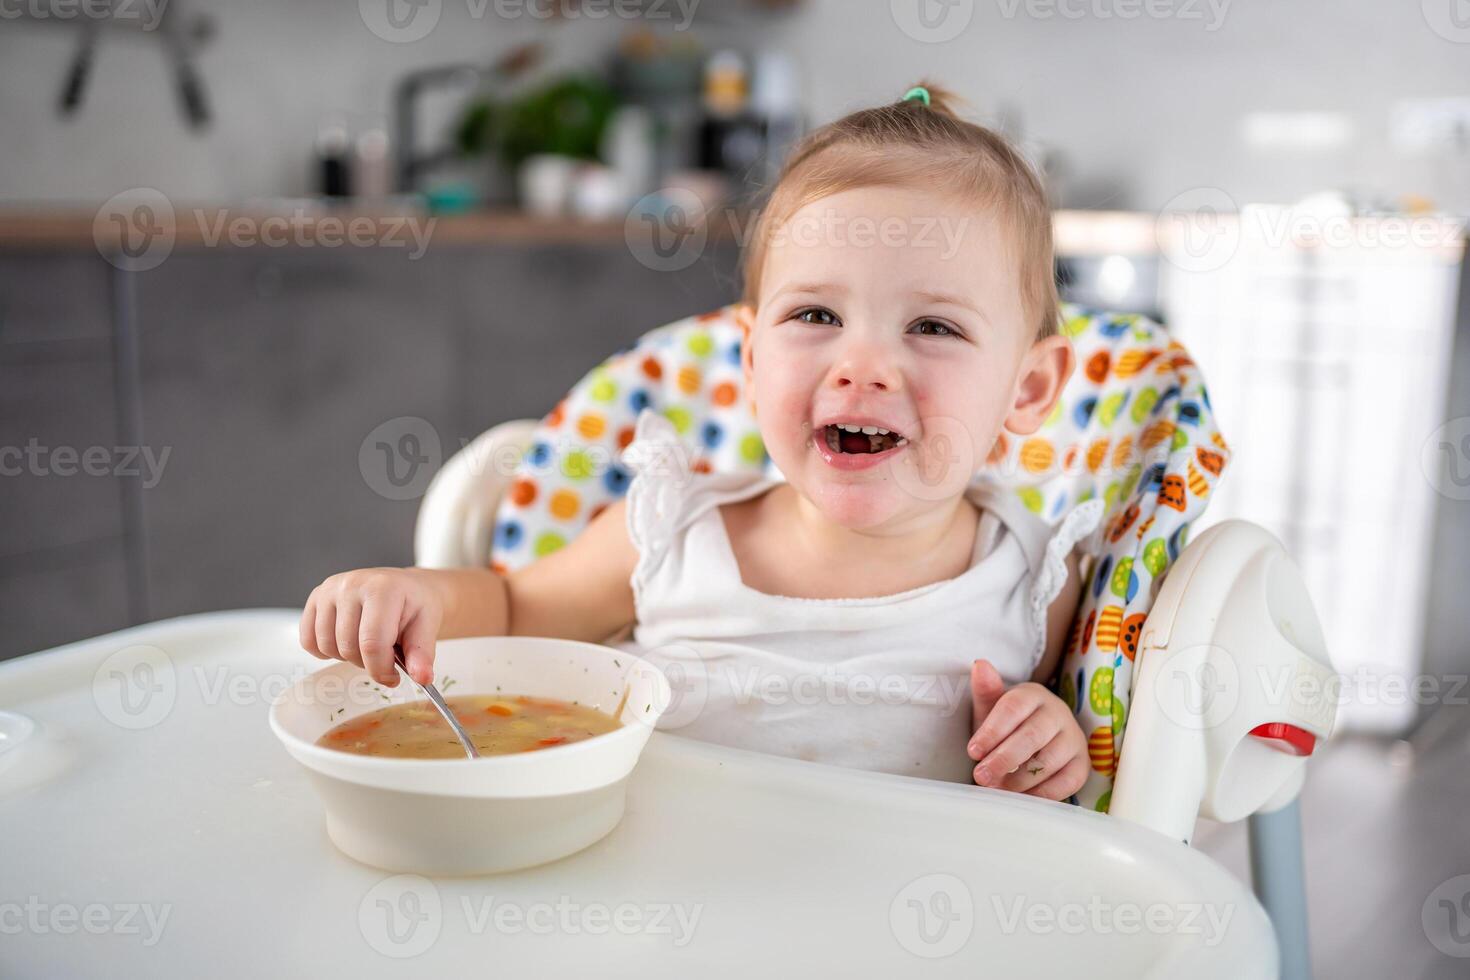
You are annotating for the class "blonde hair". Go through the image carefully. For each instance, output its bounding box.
[740,80,1060,342]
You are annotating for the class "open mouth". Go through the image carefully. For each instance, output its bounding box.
[822,423,909,455]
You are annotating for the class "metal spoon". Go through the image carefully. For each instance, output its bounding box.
[393,644,480,759]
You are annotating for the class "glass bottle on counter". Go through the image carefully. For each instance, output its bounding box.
[697,50,803,201]
[696,50,767,199]
[315,116,353,199]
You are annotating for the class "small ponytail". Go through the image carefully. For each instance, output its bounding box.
[897,79,966,118]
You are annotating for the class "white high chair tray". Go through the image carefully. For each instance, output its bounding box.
[0,611,1275,979]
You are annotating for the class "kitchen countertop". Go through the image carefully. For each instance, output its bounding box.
[0,207,702,251]
[2,206,1157,253]
[1,206,1461,258]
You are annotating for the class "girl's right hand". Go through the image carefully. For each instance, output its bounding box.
[300,567,444,687]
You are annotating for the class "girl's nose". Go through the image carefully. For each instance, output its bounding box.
[831,345,901,393]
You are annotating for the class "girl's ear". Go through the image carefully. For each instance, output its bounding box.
[1003,334,1074,435]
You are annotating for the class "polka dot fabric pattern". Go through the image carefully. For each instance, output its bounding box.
[488,302,1230,811]
[488,306,773,572]
[987,307,1232,811]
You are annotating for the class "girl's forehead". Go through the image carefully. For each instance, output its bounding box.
[768,188,1010,267]
[761,197,1019,303]
[779,183,1001,230]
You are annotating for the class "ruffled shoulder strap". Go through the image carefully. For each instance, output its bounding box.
[622,407,782,605]
[1024,497,1105,673]
[621,408,699,601]
[972,482,1105,675]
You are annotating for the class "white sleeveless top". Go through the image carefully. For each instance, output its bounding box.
[615,408,1105,783]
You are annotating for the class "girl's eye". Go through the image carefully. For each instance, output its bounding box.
[910,319,959,338]
[793,307,839,326]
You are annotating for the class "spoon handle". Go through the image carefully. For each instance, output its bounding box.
[393,644,481,759]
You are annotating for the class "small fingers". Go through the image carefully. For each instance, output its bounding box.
[999,731,1075,794]
[334,597,365,670]
[299,598,325,658]
[968,684,1044,762]
[973,709,1058,788]
[359,591,407,687]
[399,609,440,688]
[1025,756,1090,802]
[969,659,1006,732]
[314,601,341,661]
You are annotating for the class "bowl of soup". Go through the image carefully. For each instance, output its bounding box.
[269,635,670,875]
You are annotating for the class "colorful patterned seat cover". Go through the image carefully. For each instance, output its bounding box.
[488,303,1230,810]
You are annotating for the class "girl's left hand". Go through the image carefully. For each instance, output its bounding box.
[966,659,1090,801]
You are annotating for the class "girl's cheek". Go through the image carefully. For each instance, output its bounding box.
[753,349,811,406]
[747,370,798,443]
[755,378,820,461]
[918,366,1003,459]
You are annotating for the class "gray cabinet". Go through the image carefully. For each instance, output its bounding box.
[0,255,133,654]
[2,238,739,659]
[439,240,741,431]
[131,247,459,620]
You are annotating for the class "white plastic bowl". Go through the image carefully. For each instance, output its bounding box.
[269,636,670,875]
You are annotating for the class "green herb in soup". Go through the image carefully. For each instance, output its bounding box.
[317,694,621,759]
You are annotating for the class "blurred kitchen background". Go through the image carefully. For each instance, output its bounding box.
[5,2,1470,972]
[5,1,1470,681]
[6,0,1470,706]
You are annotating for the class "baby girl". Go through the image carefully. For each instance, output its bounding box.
[300,82,1099,801]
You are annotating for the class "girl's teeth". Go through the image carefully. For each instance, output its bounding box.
[823,422,908,455]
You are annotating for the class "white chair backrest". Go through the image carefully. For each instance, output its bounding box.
[414,419,538,569]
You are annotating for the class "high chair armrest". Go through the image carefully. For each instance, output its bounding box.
[414,419,538,570]
[1109,519,1337,844]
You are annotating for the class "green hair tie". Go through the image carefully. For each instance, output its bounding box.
[902,86,931,106]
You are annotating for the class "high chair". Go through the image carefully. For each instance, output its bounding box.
[414,303,1338,979]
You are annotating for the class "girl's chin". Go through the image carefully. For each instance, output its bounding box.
[769,440,929,528]
[800,475,909,529]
